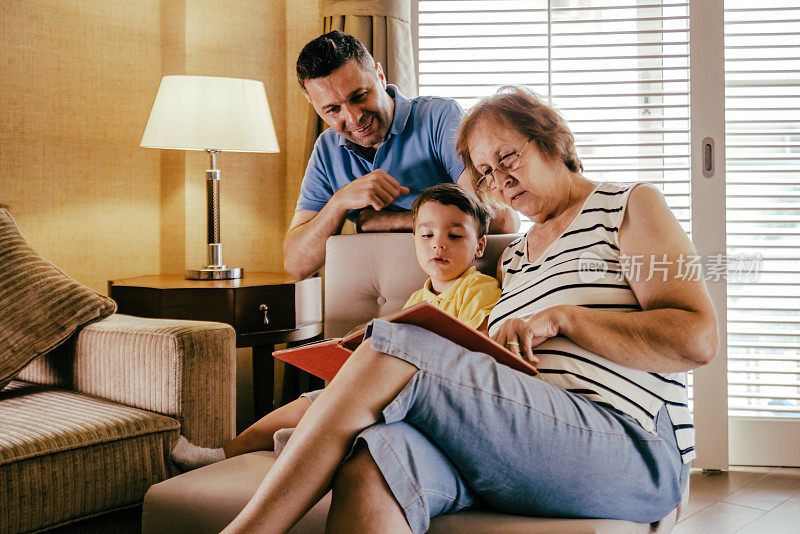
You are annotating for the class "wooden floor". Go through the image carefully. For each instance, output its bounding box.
[674,466,800,533]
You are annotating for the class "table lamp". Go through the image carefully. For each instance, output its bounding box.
[141,75,279,279]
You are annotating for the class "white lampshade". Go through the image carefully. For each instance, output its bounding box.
[140,75,279,153]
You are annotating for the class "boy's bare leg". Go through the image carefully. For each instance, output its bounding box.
[223,397,312,458]
[325,443,412,534]
[222,342,418,534]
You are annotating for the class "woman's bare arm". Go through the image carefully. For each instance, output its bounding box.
[493,185,718,373]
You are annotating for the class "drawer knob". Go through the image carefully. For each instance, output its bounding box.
[259,304,269,325]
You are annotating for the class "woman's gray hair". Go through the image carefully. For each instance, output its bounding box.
[456,86,582,199]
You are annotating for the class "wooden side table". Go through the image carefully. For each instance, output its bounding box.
[108,272,323,419]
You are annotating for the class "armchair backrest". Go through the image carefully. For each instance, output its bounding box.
[324,233,519,337]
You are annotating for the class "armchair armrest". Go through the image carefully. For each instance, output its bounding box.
[19,314,236,448]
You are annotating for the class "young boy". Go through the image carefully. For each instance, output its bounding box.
[405,182,501,333]
[171,183,502,469]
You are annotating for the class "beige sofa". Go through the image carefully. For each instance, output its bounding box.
[1,314,236,533]
[142,233,684,533]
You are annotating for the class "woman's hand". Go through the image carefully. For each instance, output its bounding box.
[492,308,561,365]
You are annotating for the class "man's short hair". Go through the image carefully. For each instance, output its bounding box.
[411,183,491,237]
[296,30,374,90]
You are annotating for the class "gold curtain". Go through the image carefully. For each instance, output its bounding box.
[301,0,417,169]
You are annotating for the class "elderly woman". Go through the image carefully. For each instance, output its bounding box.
[224,86,718,534]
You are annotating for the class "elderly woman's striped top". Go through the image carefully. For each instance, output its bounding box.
[487,182,695,463]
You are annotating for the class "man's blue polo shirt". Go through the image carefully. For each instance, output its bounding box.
[295,85,465,219]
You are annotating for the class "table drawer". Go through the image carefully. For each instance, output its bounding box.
[111,286,236,324]
[234,277,322,335]
[161,289,235,324]
[235,285,294,333]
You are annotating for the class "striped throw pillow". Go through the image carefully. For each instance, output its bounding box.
[0,209,116,389]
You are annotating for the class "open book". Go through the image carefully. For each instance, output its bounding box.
[273,301,538,382]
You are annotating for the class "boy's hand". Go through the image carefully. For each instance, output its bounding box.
[476,317,490,336]
[343,321,369,338]
[343,307,405,338]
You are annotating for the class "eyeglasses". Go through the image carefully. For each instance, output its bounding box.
[475,139,532,192]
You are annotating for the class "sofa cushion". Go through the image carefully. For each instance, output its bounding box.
[324,233,516,336]
[142,451,676,534]
[0,381,180,532]
[0,208,116,389]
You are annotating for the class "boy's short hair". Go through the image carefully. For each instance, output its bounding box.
[411,183,491,237]
[296,30,374,91]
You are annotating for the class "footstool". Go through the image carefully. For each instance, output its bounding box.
[142,451,682,533]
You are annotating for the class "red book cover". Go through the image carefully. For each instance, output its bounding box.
[273,301,538,381]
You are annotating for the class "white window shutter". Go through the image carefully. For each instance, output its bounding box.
[725,1,800,419]
[419,0,692,234]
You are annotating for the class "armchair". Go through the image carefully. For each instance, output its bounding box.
[1,314,235,533]
[141,233,685,534]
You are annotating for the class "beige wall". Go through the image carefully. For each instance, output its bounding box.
[1,0,162,293]
[0,0,320,294]
[158,0,290,276]
[285,1,321,226]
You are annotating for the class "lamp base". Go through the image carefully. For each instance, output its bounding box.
[185,267,243,280]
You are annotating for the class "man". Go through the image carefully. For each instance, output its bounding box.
[284,31,517,280]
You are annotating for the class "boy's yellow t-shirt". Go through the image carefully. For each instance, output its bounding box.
[403,266,502,330]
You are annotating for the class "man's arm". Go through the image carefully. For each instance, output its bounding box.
[488,206,520,234]
[284,170,410,280]
[354,194,519,233]
[283,208,347,281]
[355,208,413,232]
[456,172,520,234]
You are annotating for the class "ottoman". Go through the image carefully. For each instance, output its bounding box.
[142,451,681,534]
